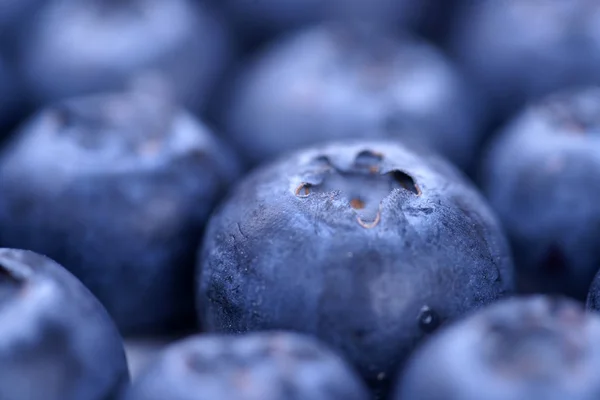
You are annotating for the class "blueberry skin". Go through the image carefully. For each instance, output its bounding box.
[220,24,480,170]
[198,140,514,393]
[124,331,369,400]
[482,87,600,299]
[0,248,129,400]
[450,0,600,120]
[0,89,240,334]
[396,296,600,400]
[16,0,233,112]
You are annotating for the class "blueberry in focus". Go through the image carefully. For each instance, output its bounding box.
[124,331,369,400]
[396,295,600,400]
[0,88,240,334]
[220,24,480,170]
[0,248,128,400]
[482,87,600,300]
[450,0,600,121]
[198,140,514,393]
[16,0,233,112]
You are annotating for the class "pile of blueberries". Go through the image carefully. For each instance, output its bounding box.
[3,1,600,399]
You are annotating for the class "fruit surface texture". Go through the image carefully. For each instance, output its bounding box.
[198,140,514,391]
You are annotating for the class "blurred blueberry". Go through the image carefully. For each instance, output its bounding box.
[0,248,128,400]
[396,296,600,400]
[198,140,514,395]
[0,85,240,334]
[450,0,600,122]
[482,87,600,299]
[220,24,480,171]
[124,331,369,400]
[16,0,233,112]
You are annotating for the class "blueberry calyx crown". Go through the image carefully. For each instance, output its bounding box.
[294,149,420,228]
[49,90,176,156]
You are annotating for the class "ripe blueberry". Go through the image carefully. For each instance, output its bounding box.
[124,331,369,400]
[198,140,514,394]
[16,0,233,112]
[450,0,600,120]
[0,248,128,400]
[220,24,480,171]
[396,296,600,400]
[482,87,600,299]
[0,88,240,334]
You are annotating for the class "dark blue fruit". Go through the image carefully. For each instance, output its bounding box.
[0,87,240,334]
[124,331,369,400]
[0,248,128,400]
[220,24,480,170]
[16,0,232,112]
[450,0,600,120]
[396,296,600,400]
[198,140,514,394]
[482,87,600,299]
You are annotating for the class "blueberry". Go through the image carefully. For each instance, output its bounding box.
[197,140,514,394]
[220,24,480,170]
[0,248,128,400]
[482,87,600,299]
[450,0,600,121]
[0,87,240,334]
[16,0,233,112]
[395,295,600,400]
[124,331,369,400]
